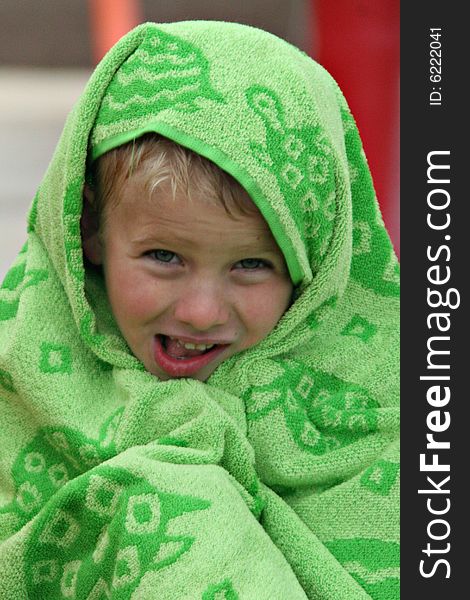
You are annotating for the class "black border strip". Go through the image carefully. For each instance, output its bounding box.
[401,3,466,597]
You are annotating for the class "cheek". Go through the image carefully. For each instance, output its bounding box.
[105,263,160,325]
[239,280,292,344]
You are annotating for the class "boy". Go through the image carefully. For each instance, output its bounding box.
[81,134,293,382]
[0,21,399,599]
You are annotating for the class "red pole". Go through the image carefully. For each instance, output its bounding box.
[313,0,400,256]
[88,0,143,63]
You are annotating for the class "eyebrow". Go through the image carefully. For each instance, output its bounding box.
[230,241,281,255]
[130,230,280,254]
[131,235,282,253]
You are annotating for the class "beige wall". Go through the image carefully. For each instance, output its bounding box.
[0,0,311,67]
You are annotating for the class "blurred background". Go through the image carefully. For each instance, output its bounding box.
[0,0,399,280]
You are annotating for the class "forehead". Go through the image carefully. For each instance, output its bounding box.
[109,175,282,253]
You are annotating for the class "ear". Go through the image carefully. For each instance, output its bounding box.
[81,184,103,265]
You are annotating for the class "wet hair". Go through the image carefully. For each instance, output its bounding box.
[89,133,256,222]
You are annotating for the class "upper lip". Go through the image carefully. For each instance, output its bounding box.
[158,334,232,345]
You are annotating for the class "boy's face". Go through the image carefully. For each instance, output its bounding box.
[83,174,293,381]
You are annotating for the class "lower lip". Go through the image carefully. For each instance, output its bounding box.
[153,336,229,378]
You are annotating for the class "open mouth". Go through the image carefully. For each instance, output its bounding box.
[154,335,229,378]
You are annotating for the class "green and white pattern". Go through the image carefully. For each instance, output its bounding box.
[0,21,399,598]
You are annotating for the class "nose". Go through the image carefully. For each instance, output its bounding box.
[173,280,230,332]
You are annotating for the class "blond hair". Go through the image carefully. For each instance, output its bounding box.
[89,133,255,220]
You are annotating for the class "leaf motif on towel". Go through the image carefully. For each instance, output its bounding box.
[1,407,211,598]
[39,342,73,374]
[27,191,39,233]
[245,359,379,456]
[341,107,400,297]
[352,221,373,255]
[306,294,338,330]
[0,409,123,530]
[202,578,239,600]
[360,460,399,496]
[0,297,21,321]
[0,259,48,322]
[341,315,378,343]
[1,262,26,291]
[152,537,191,568]
[99,407,125,448]
[324,538,400,599]
[23,465,211,599]
[0,368,15,392]
[382,251,400,285]
[92,28,225,144]
[246,85,337,271]
[63,179,85,284]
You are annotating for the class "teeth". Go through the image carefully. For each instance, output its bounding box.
[168,337,214,351]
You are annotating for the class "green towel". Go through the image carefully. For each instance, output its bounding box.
[0,21,399,599]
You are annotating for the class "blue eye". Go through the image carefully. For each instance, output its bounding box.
[148,249,177,263]
[237,258,270,270]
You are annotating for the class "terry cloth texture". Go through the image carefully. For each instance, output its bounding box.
[0,21,399,600]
